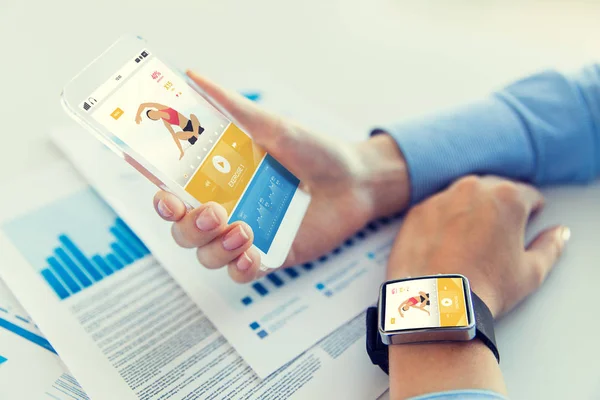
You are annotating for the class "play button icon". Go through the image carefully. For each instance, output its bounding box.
[212,155,231,174]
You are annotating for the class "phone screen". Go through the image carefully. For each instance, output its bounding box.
[383,277,469,332]
[83,49,299,253]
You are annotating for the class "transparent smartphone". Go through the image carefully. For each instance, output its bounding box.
[61,34,310,270]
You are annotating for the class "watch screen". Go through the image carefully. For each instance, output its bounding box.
[384,277,469,332]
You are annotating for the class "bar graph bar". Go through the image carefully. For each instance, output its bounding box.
[266,272,284,287]
[47,256,81,294]
[283,267,299,279]
[111,243,133,264]
[55,248,92,288]
[110,226,144,259]
[59,235,104,282]
[302,263,314,271]
[116,218,151,254]
[0,317,56,354]
[241,296,253,305]
[40,269,69,300]
[2,188,152,301]
[107,254,124,270]
[92,255,114,276]
[366,222,379,232]
[252,282,269,296]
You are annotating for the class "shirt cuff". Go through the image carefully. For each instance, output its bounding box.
[373,97,536,205]
[407,389,508,400]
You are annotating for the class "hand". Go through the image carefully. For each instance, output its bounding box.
[385,176,570,399]
[179,151,185,160]
[135,115,142,124]
[153,71,410,283]
[387,175,570,318]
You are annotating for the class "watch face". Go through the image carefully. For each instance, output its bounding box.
[383,276,471,332]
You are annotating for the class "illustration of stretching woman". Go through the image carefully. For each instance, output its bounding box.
[135,103,204,160]
[398,291,430,318]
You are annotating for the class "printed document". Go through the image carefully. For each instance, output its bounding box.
[0,279,88,399]
[0,161,389,399]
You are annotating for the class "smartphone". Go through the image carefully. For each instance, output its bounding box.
[61,35,310,270]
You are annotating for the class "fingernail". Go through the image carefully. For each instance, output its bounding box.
[223,225,250,251]
[559,226,571,242]
[236,252,253,271]
[557,226,571,251]
[196,207,220,231]
[157,199,173,218]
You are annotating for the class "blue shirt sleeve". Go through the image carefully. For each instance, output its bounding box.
[380,64,600,204]
[407,389,507,400]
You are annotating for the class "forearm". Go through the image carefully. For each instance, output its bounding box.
[379,64,600,205]
[136,104,145,117]
[389,341,506,400]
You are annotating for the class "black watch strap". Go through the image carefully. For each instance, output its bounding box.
[366,291,499,375]
[366,306,389,374]
[471,292,500,363]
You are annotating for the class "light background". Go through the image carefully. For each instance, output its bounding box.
[1,1,599,399]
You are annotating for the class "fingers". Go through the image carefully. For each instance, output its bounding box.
[186,70,323,181]
[524,225,571,290]
[158,196,262,283]
[196,222,254,270]
[186,70,278,143]
[226,246,263,283]
[514,182,545,215]
[170,202,229,248]
[479,176,545,216]
[153,191,187,222]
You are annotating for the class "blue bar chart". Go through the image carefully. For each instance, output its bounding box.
[0,316,56,354]
[2,188,150,301]
[0,279,57,353]
[239,214,401,307]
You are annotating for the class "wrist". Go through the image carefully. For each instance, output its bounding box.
[356,133,410,220]
[388,340,506,399]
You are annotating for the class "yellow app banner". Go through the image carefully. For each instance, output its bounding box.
[185,123,266,214]
[437,278,468,327]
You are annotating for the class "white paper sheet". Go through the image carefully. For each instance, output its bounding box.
[0,161,388,400]
[52,98,600,398]
[51,87,401,378]
[0,279,88,400]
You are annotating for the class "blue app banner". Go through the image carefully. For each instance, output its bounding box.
[229,154,299,252]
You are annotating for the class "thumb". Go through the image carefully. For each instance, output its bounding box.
[186,70,284,148]
[524,225,571,290]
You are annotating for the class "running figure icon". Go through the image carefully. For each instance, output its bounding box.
[398,291,431,318]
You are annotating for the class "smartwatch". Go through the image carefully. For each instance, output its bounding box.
[366,274,499,374]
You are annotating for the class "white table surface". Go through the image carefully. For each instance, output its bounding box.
[1,1,599,399]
